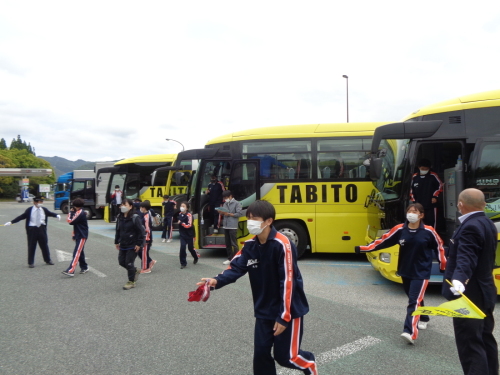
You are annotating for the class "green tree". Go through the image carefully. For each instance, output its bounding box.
[0,138,7,150]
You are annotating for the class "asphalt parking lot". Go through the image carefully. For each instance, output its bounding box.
[0,202,498,374]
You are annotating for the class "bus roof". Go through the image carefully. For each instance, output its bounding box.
[115,153,177,165]
[404,89,500,120]
[206,122,390,145]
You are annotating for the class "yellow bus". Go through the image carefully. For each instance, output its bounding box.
[98,154,193,227]
[173,122,389,257]
[364,89,500,292]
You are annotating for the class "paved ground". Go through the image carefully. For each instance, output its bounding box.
[0,202,498,374]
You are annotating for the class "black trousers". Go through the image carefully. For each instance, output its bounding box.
[453,307,498,375]
[224,229,238,260]
[27,226,52,265]
[118,248,138,281]
[423,206,437,228]
[179,234,198,266]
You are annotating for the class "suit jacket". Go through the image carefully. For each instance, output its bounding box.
[11,206,59,231]
[442,212,498,310]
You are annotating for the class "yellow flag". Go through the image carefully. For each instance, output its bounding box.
[412,296,486,319]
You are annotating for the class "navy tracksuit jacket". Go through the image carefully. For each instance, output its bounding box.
[65,208,89,273]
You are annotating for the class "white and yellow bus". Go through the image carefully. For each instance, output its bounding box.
[365,89,500,292]
[98,154,193,226]
[173,122,389,257]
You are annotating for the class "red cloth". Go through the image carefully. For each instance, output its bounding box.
[188,281,211,302]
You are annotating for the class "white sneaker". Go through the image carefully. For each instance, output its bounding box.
[400,332,414,345]
[213,229,218,234]
[167,239,172,243]
[161,239,166,243]
[417,321,428,330]
[222,260,231,265]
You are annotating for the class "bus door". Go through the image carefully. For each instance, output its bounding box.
[107,173,126,222]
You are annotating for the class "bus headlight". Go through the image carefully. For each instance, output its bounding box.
[379,252,391,263]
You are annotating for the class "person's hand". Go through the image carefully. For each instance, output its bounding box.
[450,279,465,295]
[273,322,286,336]
[431,198,437,204]
[57,215,61,220]
[4,222,12,226]
[197,278,217,287]
[115,244,120,251]
[134,245,141,252]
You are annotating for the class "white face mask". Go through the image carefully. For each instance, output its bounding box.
[180,206,186,212]
[419,169,429,175]
[225,198,230,202]
[406,213,419,223]
[247,219,267,235]
[35,203,43,208]
[120,206,130,213]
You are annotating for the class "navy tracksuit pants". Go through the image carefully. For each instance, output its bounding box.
[402,277,429,340]
[161,216,173,240]
[179,234,198,266]
[254,317,317,375]
[64,238,88,273]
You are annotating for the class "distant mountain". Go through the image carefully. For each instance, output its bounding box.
[39,156,119,177]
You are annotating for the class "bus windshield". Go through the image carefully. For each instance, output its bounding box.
[373,139,409,201]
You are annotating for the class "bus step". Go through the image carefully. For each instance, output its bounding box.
[204,235,226,246]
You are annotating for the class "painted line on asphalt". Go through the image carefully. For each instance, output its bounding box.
[299,262,372,267]
[277,335,382,374]
[56,249,107,277]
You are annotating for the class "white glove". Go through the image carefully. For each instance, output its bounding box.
[4,222,12,226]
[450,279,465,295]
[57,215,61,221]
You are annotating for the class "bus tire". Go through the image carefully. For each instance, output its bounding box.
[83,207,93,220]
[60,202,69,215]
[273,221,309,258]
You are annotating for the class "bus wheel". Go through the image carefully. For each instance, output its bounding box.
[83,207,92,220]
[274,221,308,258]
[60,202,69,215]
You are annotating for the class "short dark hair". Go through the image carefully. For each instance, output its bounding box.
[246,200,275,222]
[134,198,142,203]
[418,158,432,168]
[72,198,85,207]
[163,195,170,199]
[115,185,120,189]
[222,190,233,198]
[140,201,151,210]
[406,203,425,215]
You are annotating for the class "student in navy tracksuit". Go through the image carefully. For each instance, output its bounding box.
[161,195,176,242]
[442,188,498,375]
[4,197,60,267]
[177,202,199,269]
[409,158,443,228]
[137,201,157,273]
[356,203,447,345]
[207,174,225,232]
[197,200,317,375]
[62,198,89,276]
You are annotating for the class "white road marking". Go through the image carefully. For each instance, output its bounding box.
[56,249,106,277]
[277,336,382,374]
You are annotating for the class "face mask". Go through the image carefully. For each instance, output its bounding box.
[419,169,429,175]
[406,213,419,223]
[120,206,130,213]
[225,199,230,202]
[180,207,186,212]
[247,219,267,235]
[36,203,43,208]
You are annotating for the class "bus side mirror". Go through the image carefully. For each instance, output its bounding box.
[370,158,383,181]
[174,172,183,186]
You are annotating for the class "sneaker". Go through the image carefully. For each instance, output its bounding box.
[223,260,231,265]
[61,271,74,277]
[149,260,157,270]
[161,239,166,243]
[417,321,428,330]
[134,268,140,281]
[80,269,89,274]
[140,268,151,274]
[401,332,414,345]
[167,239,172,243]
[213,229,218,234]
[180,265,186,269]
[194,257,199,265]
[123,281,136,290]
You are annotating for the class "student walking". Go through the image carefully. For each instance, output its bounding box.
[177,202,199,269]
[114,199,145,290]
[138,201,157,274]
[207,173,225,233]
[4,197,60,267]
[219,190,243,265]
[161,195,176,243]
[62,198,89,276]
[197,200,317,375]
[356,203,447,344]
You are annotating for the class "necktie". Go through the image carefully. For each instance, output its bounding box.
[36,208,42,227]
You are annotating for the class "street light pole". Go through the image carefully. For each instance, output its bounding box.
[165,138,185,152]
[342,75,349,123]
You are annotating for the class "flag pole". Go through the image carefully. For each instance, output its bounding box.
[445,279,486,318]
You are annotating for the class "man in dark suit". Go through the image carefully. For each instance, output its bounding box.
[442,188,498,375]
[4,197,61,268]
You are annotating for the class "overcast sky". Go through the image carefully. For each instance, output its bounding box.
[1,1,500,162]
